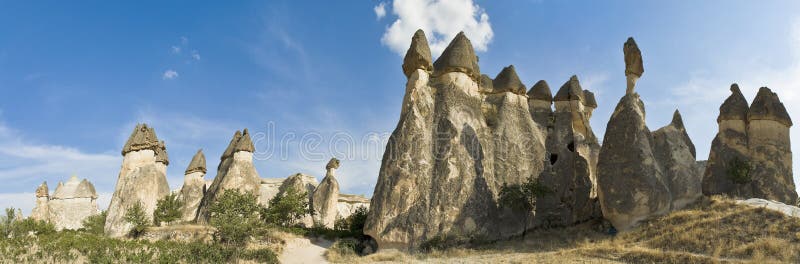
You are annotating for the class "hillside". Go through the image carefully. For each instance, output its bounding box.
[330,196,800,263]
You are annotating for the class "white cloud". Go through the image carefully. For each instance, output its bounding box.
[181,36,188,45]
[171,46,181,54]
[162,69,179,80]
[374,2,387,20]
[191,50,201,61]
[380,0,494,56]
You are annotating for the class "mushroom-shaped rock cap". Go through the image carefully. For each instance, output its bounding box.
[583,90,598,108]
[234,128,256,153]
[326,157,341,170]
[433,32,480,80]
[479,74,494,92]
[527,80,553,101]
[624,37,644,77]
[35,181,49,198]
[492,65,526,94]
[554,75,585,102]
[402,29,434,78]
[221,130,243,160]
[155,140,169,165]
[185,149,207,175]
[52,176,98,199]
[671,109,686,130]
[748,87,793,126]
[121,124,161,155]
[717,83,750,122]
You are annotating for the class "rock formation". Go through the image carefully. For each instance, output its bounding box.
[337,194,370,219]
[30,182,50,222]
[365,30,547,249]
[533,76,601,228]
[402,29,433,78]
[311,158,341,228]
[527,80,553,127]
[623,37,643,94]
[274,173,319,226]
[105,124,170,237]
[178,149,207,222]
[703,85,797,204]
[48,176,101,230]
[196,129,262,224]
[652,110,702,209]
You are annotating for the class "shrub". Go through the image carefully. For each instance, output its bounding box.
[209,190,262,245]
[123,202,150,238]
[81,211,107,235]
[261,186,310,227]
[153,193,183,226]
[334,206,368,234]
[498,176,550,236]
[727,157,753,184]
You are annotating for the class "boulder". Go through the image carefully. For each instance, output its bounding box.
[178,149,207,222]
[365,31,547,249]
[105,124,170,237]
[596,93,671,231]
[623,37,644,94]
[402,29,433,78]
[736,198,800,218]
[195,129,262,224]
[311,158,341,228]
[652,110,702,209]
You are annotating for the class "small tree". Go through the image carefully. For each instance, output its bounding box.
[498,176,550,237]
[153,193,183,226]
[261,186,310,227]
[209,190,262,245]
[334,206,369,234]
[123,202,150,238]
[81,210,107,235]
[727,157,753,184]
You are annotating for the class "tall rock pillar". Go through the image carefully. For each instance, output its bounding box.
[311,158,341,228]
[178,149,207,222]
[30,182,50,222]
[747,87,796,204]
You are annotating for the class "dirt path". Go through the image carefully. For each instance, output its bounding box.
[279,237,333,264]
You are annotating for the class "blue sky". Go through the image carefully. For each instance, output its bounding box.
[2,1,800,213]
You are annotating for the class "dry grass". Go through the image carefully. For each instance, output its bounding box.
[330,196,800,263]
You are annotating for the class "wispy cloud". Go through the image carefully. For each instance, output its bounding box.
[171,46,181,54]
[162,69,179,79]
[374,2,387,20]
[380,0,494,56]
[191,50,201,61]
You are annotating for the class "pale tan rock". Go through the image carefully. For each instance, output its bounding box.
[703,84,752,197]
[527,80,553,127]
[402,29,433,78]
[30,182,50,222]
[432,32,480,80]
[49,176,101,230]
[624,37,644,94]
[178,149,206,222]
[105,124,170,237]
[336,194,370,219]
[492,65,526,94]
[311,158,341,228]
[276,173,319,226]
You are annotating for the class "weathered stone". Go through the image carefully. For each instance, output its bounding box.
[749,87,792,126]
[155,140,169,165]
[30,182,50,222]
[258,178,286,206]
[527,80,553,127]
[432,32,480,80]
[337,194,370,220]
[479,74,494,93]
[553,75,584,103]
[36,176,101,231]
[492,65,526,94]
[106,124,170,237]
[747,87,796,204]
[583,90,597,109]
[528,80,553,102]
[736,198,800,218]
[366,32,547,249]
[624,37,644,94]
[311,158,341,228]
[178,149,207,222]
[717,84,749,122]
[196,129,262,224]
[276,173,319,227]
[652,110,702,209]
[703,85,752,198]
[597,93,671,231]
[402,29,433,78]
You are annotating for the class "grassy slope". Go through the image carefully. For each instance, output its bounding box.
[330,196,800,263]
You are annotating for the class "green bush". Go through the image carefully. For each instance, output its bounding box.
[123,202,150,238]
[261,186,310,227]
[209,190,262,245]
[153,193,183,226]
[334,206,368,234]
[498,176,550,236]
[727,157,753,184]
[81,211,107,235]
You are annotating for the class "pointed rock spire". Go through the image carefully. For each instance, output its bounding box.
[121,124,160,155]
[402,29,433,78]
[35,181,49,198]
[749,87,793,126]
[185,149,207,174]
[155,140,169,165]
[234,128,256,153]
[433,32,480,80]
[671,109,685,130]
[718,83,750,123]
[554,75,584,102]
[479,74,494,92]
[492,65,526,94]
[527,80,552,101]
[583,90,597,108]
[221,130,242,160]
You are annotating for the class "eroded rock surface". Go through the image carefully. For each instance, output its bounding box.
[178,149,207,222]
[653,110,702,209]
[311,158,341,228]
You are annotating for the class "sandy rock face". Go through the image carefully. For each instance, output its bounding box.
[652,111,702,210]
[311,158,341,228]
[178,149,207,222]
[30,182,50,222]
[365,31,547,249]
[597,93,671,231]
[533,76,601,228]
[49,176,101,230]
[337,194,370,219]
[275,173,319,227]
[195,129,262,224]
[703,86,797,204]
[105,124,170,237]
